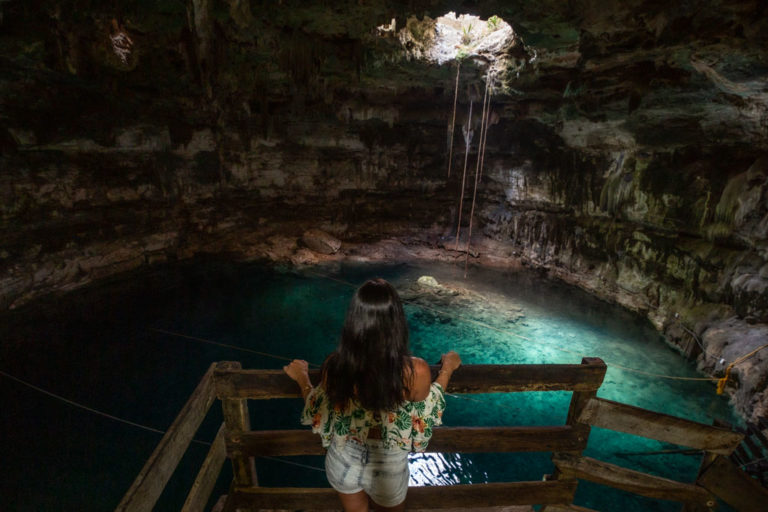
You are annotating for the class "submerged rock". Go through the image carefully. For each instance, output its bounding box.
[398,276,525,328]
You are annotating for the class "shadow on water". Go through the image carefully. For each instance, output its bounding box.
[0,257,740,511]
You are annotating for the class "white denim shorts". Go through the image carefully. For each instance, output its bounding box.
[325,439,409,507]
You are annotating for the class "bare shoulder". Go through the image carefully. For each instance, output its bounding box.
[407,357,432,402]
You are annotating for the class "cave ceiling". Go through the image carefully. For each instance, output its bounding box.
[1,0,766,154]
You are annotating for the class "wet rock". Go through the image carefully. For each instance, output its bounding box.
[698,318,768,422]
[732,273,768,323]
[417,275,439,287]
[265,235,298,261]
[290,248,319,266]
[301,229,342,255]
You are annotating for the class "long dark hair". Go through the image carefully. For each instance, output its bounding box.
[322,278,413,411]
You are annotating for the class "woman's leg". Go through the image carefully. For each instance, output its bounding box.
[337,490,370,512]
[363,442,408,512]
[371,499,405,512]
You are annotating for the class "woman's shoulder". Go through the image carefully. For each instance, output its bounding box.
[406,357,432,402]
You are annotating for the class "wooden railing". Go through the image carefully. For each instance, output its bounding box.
[117,359,767,512]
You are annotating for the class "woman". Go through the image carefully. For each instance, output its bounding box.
[284,278,461,512]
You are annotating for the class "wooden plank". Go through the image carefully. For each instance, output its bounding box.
[741,429,763,460]
[226,426,587,456]
[747,422,768,450]
[231,480,578,510]
[733,445,750,465]
[409,507,535,512]
[214,362,608,400]
[219,362,258,487]
[696,454,768,512]
[576,397,743,455]
[181,423,227,512]
[541,505,599,512]
[116,362,219,512]
[552,454,713,504]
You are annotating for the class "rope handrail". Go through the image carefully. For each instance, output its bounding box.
[717,342,768,394]
[0,368,325,472]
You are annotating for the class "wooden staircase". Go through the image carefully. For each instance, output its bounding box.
[731,417,768,487]
[116,359,768,512]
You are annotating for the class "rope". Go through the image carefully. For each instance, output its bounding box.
[0,368,209,445]
[676,318,715,359]
[464,71,491,278]
[149,328,321,368]
[0,368,326,472]
[717,342,768,394]
[740,454,768,470]
[454,97,473,251]
[258,455,325,472]
[303,270,720,383]
[477,71,492,181]
[446,62,460,177]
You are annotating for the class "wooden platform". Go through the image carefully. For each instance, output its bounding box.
[117,359,768,512]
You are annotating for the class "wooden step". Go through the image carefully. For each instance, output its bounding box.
[552,453,713,505]
[227,480,577,511]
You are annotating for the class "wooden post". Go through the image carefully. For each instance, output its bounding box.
[680,452,717,512]
[218,361,258,487]
[543,357,606,512]
[692,453,768,511]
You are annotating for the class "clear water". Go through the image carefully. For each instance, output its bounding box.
[0,258,740,511]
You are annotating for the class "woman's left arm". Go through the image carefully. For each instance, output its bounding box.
[283,359,313,400]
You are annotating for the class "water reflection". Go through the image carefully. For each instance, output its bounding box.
[408,453,469,486]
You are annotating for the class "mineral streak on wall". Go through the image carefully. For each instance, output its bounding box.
[0,1,767,420]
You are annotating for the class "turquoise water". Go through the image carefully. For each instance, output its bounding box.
[0,259,739,511]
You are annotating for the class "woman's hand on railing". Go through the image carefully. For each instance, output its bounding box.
[283,359,313,399]
[436,351,461,390]
[441,351,462,373]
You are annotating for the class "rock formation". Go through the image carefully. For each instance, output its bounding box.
[1,0,766,419]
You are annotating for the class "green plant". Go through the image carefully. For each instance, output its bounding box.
[487,15,500,30]
[461,23,473,44]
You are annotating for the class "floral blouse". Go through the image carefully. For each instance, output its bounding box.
[301,383,446,452]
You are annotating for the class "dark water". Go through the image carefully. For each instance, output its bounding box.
[0,258,739,511]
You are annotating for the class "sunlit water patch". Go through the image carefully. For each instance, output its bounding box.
[0,259,739,511]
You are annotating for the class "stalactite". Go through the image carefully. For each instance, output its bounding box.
[454,98,473,250]
[465,73,492,276]
[447,62,461,177]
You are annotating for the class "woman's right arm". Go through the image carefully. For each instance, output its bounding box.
[435,351,461,390]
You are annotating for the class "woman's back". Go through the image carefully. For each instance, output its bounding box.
[283,278,461,512]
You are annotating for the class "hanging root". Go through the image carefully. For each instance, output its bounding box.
[478,71,492,181]
[447,62,461,177]
[464,73,492,276]
[455,98,473,251]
